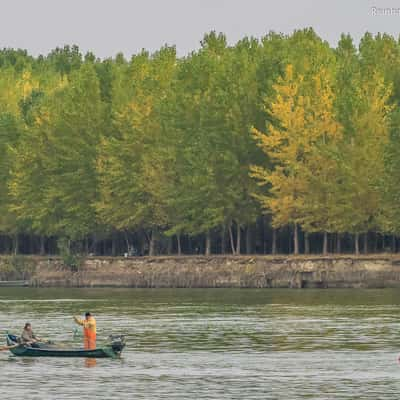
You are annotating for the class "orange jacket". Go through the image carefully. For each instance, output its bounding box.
[74,316,96,340]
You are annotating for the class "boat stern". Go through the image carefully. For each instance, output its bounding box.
[109,335,126,357]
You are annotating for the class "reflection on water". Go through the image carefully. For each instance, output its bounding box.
[0,288,400,399]
[85,358,97,368]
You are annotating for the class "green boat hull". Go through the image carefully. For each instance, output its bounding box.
[9,345,117,358]
[6,334,123,358]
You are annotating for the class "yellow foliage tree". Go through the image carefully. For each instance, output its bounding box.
[251,64,342,254]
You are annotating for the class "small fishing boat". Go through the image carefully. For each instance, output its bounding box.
[6,334,125,358]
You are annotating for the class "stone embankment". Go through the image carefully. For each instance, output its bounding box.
[1,254,400,288]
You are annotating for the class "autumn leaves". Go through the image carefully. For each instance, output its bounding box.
[252,62,392,254]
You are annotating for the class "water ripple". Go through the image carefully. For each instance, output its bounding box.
[0,288,400,399]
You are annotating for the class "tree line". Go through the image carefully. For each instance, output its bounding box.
[1,29,400,256]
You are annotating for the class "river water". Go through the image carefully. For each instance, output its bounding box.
[1,288,400,399]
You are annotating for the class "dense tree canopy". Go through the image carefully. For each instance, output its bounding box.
[0,29,399,256]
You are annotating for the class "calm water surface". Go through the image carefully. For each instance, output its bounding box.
[1,288,400,399]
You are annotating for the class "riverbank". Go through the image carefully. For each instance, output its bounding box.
[1,254,400,288]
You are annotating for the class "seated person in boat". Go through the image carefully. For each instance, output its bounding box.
[21,322,42,346]
[73,312,97,349]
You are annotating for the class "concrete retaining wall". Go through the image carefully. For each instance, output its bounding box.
[12,255,400,288]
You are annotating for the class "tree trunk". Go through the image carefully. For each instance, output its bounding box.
[123,232,130,254]
[336,233,341,254]
[363,233,368,254]
[246,225,252,254]
[149,236,155,256]
[29,234,35,254]
[140,240,146,256]
[91,234,98,255]
[149,230,156,256]
[3,236,10,254]
[272,228,277,255]
[355,233,359,255]
[167,236,173,255]
[177,233,182,256]
[13,234,19,255]
[228,224,236,255]
[236,223,241,255]
[263,216,268,254]
[111,233,117,256]
[304,232,310,255]
[40,236,45,256]
[293,223,299,255]
[187,236,192,254]
[205,231,211,256]
[221,226,226,254]
[323,232,328,255]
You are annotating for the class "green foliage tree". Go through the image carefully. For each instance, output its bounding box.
[0,30,400,257]
[10,64,105,246]
[97,47,176,255]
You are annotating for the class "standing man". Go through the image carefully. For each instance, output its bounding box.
[73,312,96,349]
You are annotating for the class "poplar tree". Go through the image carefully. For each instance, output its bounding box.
[10,64,104,244]
[97,47,176,255]
[336,72,393,253]
[251,65,341,254]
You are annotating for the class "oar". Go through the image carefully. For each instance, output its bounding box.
[0,344,18,351]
